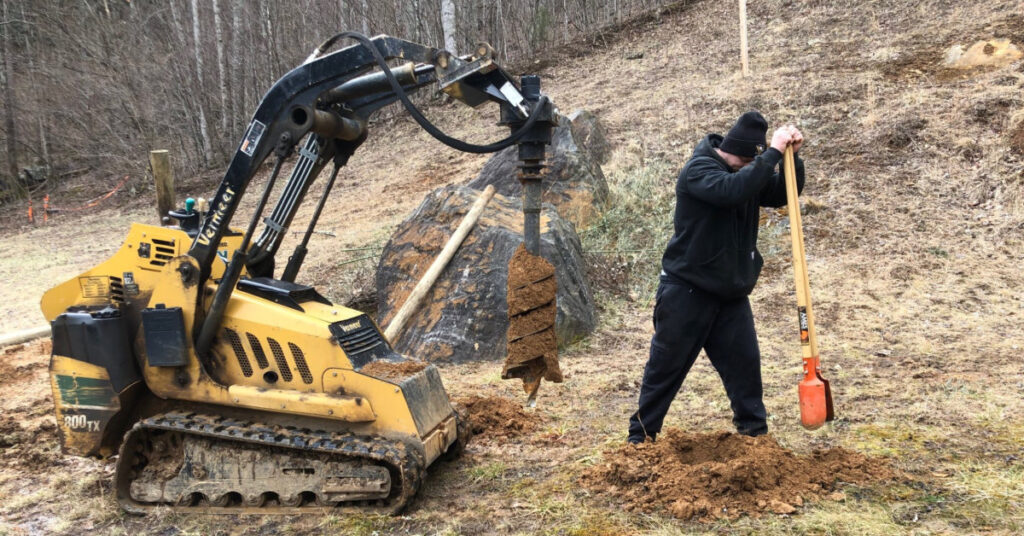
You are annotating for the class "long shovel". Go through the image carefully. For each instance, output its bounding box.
[783,145,835,430]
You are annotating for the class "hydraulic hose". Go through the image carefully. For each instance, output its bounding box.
[316,31,549,154]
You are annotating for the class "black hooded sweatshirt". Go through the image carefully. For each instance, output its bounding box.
[661,134,805,299]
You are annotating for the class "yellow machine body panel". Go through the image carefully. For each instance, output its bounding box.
[40,227,458,467]
[134,255,455,457]
[40,223,243,322]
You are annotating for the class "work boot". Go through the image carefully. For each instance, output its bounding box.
[626,433,655,444]
[736,422,767,437]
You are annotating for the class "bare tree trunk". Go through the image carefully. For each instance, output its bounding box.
[441,0,457,52]
[563,0,569,43]
[213,0,227,135]
[169,1,204,161]
[230,0,242,136]
[260,0,279,74]
[38,117,47,167]
[360,0,370,35]
[168,0,188,46]
[19,2,43,168]
[2,0,18,186]
[496,0,505,59]
[190,0,213,164]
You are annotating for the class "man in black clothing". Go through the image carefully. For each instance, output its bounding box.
[627,111,805,443]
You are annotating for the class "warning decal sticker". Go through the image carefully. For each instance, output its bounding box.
[79,276,110,299]
[240,120,266,157]
[798,306,809,345]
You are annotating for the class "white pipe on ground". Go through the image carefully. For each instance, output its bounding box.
[0,325,50,348]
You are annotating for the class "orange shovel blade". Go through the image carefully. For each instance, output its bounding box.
[818,373,835,422]
[799,357,832,429]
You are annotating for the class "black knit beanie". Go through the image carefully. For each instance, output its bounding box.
[720,111,768,158]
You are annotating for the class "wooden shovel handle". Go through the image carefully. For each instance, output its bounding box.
[784,145,818,357]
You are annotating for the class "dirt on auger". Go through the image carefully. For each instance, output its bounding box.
[503,244,562,399]
[582,429,900,521]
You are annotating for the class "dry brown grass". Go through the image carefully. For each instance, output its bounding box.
[2,0,1024,534]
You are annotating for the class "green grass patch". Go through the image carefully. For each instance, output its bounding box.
[943,461,1024,531]
[849,422,946,457]
[465,460,509,484]
[323,513,393,536]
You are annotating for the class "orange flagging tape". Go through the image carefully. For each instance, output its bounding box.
[47,175,131,213]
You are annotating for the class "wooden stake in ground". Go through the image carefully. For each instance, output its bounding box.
[383,185,496,344]
[739,0,750,77]
[149,150,175,224]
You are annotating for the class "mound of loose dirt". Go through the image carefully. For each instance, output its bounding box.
[582,429,898,521]
[453,395,541,440]
[0,414,59,470]
[359,359,429,381]
[0,339,63,471]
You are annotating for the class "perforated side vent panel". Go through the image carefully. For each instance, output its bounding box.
[148,238,176,267]
[223,328,253,377]
[108,276,125,304]
[288,342,313,384]
[266,337,293,382]
[245,332,270,369]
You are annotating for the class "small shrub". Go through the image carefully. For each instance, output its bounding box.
[580,160,675,301]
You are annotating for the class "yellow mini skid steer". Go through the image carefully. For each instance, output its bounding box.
[40,32,557,514]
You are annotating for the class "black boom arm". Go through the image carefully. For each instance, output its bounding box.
[190,34,556,360]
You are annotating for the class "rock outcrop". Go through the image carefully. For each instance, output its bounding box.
[376,185,595,363]
[466,109,610,229]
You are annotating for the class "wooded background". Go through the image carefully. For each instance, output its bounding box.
[0,0,672,201]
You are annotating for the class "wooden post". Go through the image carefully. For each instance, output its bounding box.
[149,150,175,224]
[383,185,496,344]
[739,0,750,77]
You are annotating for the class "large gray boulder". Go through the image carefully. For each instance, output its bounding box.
[466,109,610,229]
[376,185,595,363]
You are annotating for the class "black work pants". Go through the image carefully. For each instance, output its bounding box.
[628,280,767,441]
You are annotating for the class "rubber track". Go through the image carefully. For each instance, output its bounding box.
[115,412,424,515]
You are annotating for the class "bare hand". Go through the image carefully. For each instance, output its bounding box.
[770,125,805,153]
[787,125,804,153]
[770,127,793,153]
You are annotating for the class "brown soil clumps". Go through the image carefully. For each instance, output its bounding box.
[359,360,429,382]
[1,340,51,382]
[0,414,59,470]
[0,340,60,471]
[453,395,541,439]
[582,429,898,522]
[503,244,562,393]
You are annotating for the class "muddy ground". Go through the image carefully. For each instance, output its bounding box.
[2,0,1024,534]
